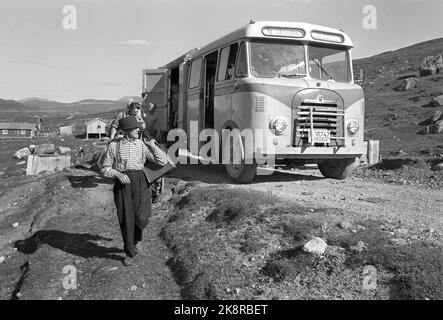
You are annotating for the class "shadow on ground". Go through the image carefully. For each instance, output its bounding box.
[169,164,323,184]
[14,230,123,261]
[67,175,114,188]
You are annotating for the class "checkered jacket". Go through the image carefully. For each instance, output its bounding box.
[100,137,167,178]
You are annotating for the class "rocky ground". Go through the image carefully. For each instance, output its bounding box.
[0,160,441,300]
[0,168,180,300]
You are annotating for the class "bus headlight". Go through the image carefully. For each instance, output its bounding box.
[347,120,359,135]
[270,117,288,135]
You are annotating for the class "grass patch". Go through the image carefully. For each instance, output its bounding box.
[203,188,276,226]
[239,231,267,254]
[355,157,443,189]
[266,204,308,217]
[326,220,442,300]
[261,260,294,282]
[162,181,442,300]
[180,273,218,300]
[346,241,442,300]
[281,217,324,242]
[167,247,200,286]
[206,201,260,225]
[261,249,318,282]
[326,220,388,248]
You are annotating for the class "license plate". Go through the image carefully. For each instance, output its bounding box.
[310,129,330,144]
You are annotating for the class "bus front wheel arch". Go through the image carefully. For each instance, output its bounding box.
[318,158,356,180]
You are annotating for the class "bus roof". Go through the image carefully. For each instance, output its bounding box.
[189,21,353,60]
[158,21,354,69]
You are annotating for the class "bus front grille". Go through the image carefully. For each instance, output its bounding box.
[293,102,345,147]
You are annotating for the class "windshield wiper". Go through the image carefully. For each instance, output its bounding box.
[312,60,336,81]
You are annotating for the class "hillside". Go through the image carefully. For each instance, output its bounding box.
[353,38,443,157]
[354,38,443,81]
[0,99,28,113]
[0,97,141,123]
[15,98,126,115]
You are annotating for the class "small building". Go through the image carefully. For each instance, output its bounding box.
[0,122,37,139]
[85,118,108,139]
[58,125,74,136]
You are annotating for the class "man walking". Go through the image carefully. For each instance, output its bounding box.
[100,116,167,266]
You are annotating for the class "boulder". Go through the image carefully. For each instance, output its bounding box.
[394,78,418,91]
[419,55,443,77]
[14,147,31,159]
[390,238,408,246]
[395,149,408,156]
[58,146,72,155]
[432,120,443,134]
[302,237,327,255]
[338,221,353,230]
[429,95,443,108]
[33,144,56,155]
[432,162,443,171]
[155,189,173,203]
[394,228,408,235]
[350,241,367,252]
[431,110,443,123]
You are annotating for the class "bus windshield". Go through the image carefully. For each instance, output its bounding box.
[308,45,351,82]
[249,41,306,78]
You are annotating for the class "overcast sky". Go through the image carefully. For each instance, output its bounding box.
[0,0,442,102]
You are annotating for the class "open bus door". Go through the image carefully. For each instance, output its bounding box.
[142,69,170,141]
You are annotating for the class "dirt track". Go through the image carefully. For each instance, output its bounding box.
[0,163,441,300]
[0,168,180,300]
[171,164,443,233]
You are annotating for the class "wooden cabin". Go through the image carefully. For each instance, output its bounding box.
[0,122,37,139]
[85,118,107,139]
[58,125,74,136]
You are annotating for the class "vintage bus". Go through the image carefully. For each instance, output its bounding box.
[141,21,365,183]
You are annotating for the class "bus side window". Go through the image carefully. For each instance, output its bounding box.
[225,43,238,80]
[189,58,202,88]
[235,42,247,78]
[218,43,239,82]
[218,46,230,82]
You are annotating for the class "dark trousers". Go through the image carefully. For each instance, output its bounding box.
[113,170,151,258]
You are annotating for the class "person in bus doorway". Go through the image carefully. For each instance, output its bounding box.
[100,116,168,266]
[205,75,215,129]
[141,99,161,141]
[170,84,179,128]
[108,99,146,139]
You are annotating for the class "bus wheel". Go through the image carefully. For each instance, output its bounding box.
[226,162,257,184]
[223,133,257,183]
[318,158,356,180]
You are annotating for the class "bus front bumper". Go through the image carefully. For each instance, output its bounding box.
[255,144,366,160]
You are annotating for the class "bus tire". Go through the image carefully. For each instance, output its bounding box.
[226,162,257,184]
[318,158,356,180]
[222,129,257,183]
